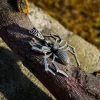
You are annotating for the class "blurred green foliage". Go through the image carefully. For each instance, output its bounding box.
[30,0,100,49]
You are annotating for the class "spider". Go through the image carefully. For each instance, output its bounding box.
[29,28,80,77]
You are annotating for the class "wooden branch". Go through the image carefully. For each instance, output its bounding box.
[0,2,100,100]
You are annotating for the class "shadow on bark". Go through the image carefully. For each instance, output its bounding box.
[0,47,52,100]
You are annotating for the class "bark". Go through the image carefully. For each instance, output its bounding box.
[0,1,100,100]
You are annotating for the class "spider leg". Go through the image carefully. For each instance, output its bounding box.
[31,38,43,46]
[58,42,67,49]
[43,34,61,45]
[29,39,44,52]
[31,37,37,42]
[43,53,55,75]
[59,40,63,45]
[43,34,56,40]
[66,44,80,67]
[42,46,51,53]
[30,42,55,75]
[29,41,49,54]
[29,42,43,52]
[52,55,68,77]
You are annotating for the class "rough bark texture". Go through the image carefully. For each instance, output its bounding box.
[0,0,100,100]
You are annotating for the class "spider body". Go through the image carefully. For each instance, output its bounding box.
[29,28,80,77]
[31,40,68,63]
[55,49,69,65]
[45,43,69,65]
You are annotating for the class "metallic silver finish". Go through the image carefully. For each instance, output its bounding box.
[55,49,70,65]
[52,55,68,77]
[44,53,55,75]
[29,28,80,77]
[29,27,44,39]
[66,44,80,66]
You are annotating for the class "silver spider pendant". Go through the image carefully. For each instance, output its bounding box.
[29,28,80,78]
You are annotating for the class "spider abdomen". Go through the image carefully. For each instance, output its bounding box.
[55,49,69,65]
